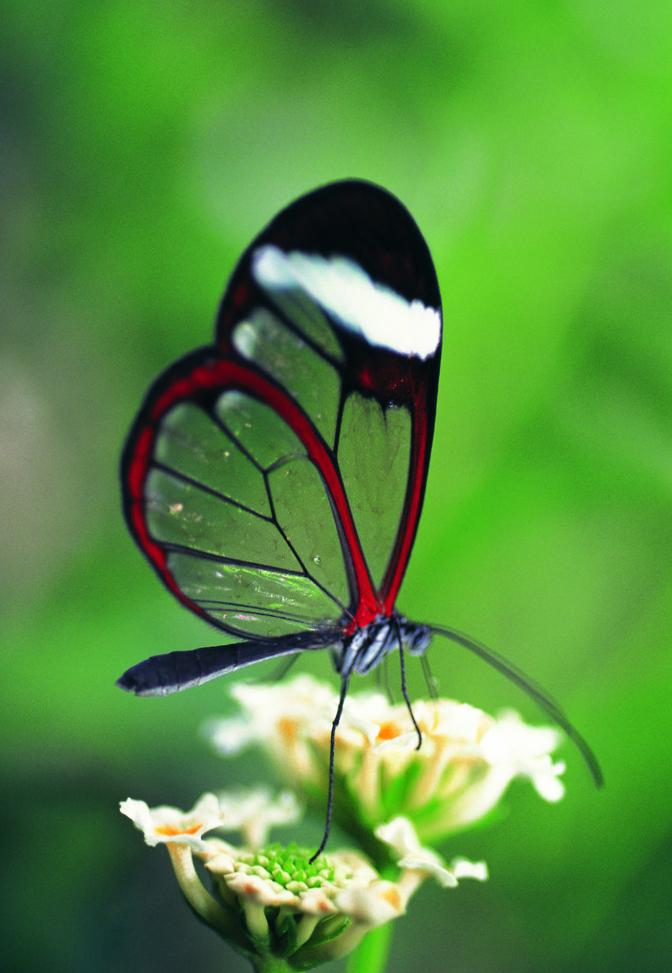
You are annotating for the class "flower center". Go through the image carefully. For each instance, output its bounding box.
[277,717,298,742]
[377,720,402,741]
[239,842,336,889]
[382,886,402,909]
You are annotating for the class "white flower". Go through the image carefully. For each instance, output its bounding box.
[207,677,567,846]
[120,786,413,963]
[119,793,222,849]
[207,676,338,779]
[216,787,302,847]
[206,717,257,755]
[375,817,488,890]
[202,838,412,960]
[120,794,240,945]
[121,787,303,854]
[120,781,492,967]
[481,710,566,802]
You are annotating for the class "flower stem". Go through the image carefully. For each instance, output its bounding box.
[166,844,241,945]
[345,922,393,973]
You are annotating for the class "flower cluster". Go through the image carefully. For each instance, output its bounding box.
[207,676,566,849]
[121,789,485,969]
[122,676,567,971]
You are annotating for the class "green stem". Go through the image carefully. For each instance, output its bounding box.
[166,844,247,950]
[345,922,393,973]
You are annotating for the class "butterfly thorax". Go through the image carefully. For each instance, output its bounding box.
[334,615,430,677]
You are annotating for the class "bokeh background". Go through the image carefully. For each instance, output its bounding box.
[3,2,671,971]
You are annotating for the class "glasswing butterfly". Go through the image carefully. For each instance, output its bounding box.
[118,180,602,855]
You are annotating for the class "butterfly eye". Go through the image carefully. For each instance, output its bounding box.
[407,625,431,656]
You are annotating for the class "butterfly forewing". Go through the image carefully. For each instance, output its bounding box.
[122,181,442,643]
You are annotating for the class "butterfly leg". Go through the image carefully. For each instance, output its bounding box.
[310,671,351,862]
[394,618,423,751]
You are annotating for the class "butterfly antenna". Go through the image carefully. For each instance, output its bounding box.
[421,653,439,700]
[427,623,604,787]
[310,673,350,863]
[395,619,422,751]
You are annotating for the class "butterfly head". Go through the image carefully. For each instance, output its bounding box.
[336,615,431,677]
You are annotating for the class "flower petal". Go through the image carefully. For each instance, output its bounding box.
[482,711,566,804]
[398,855,458,887]
[398,853,488,887]
[205,717,258,755]
[335,880,406,926]
[450,857,489,883]
[225,870,300,908]
[217,787,302,847]
[375,816,425,858]
[119,793,221,848]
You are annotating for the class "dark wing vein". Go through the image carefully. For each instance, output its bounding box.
[151,460,272,521]
[264,452,308,475]
[332,387,347,458]
[192,598,324,626]
[157,540,308,575]
[209,410,266,473]
[261,469,351,617]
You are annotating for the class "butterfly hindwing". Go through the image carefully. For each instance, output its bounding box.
[122,350,351,640]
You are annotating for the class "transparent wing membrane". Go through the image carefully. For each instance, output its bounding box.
[168,554,335,638]
[145,466,297,570]
[168,556,338,624]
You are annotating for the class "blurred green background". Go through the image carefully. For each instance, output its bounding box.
[3,2,671,970]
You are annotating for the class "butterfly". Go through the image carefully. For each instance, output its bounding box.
[118,180,601,854]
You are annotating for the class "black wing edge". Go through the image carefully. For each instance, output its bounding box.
[216,178,442,342]
[117,629,341,697]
